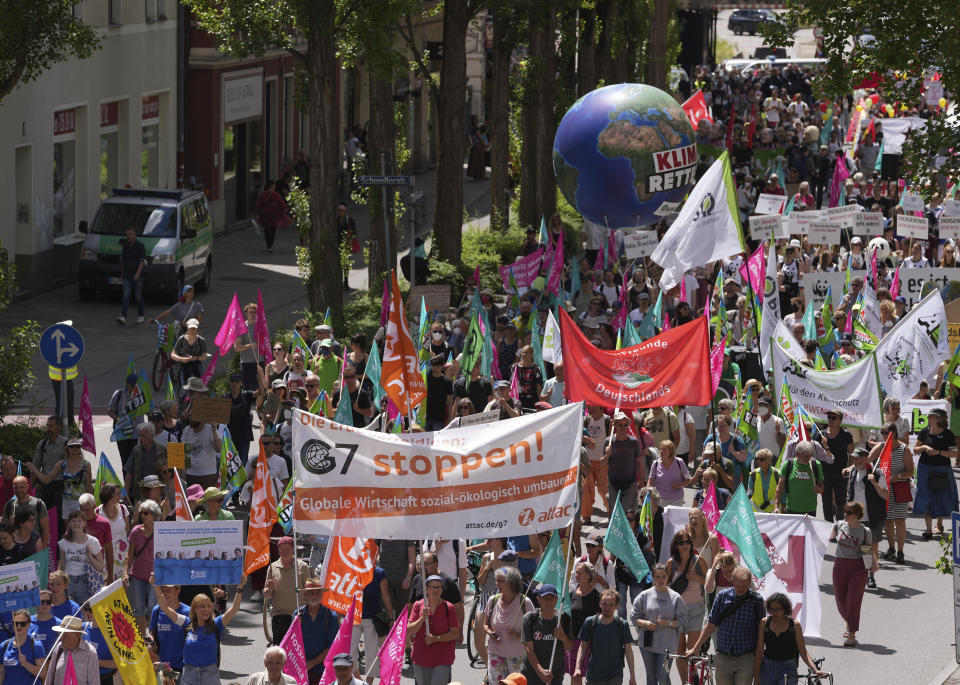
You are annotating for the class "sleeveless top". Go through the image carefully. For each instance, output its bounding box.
[672,556,703,606]
[763,618,799,662]
[60,459,87,518]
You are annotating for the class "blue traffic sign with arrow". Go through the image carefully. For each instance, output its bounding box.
[39,323,85,369]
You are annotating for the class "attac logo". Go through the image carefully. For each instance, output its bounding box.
[518,505,573,526]
[518,508,535,526]
[300,439,336,475]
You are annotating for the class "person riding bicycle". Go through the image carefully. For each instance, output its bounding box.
[149,284,205,335]
[170,320,209,390]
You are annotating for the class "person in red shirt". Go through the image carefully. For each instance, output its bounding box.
[78,493,114,583]
[254,180,289,254]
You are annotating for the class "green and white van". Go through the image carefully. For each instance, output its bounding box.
[77,188,213,300]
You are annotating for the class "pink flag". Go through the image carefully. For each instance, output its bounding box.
[746,244,765,301]
[844,307,854,334]
[79,376,95,456]
[709,335,727,396]
[386,397,400,421]
[661,313,672,331]
[593,242,605,271]
[377,605,410,685]
[63,652,79,685]
[214,293,247,355]
[319,597,356,685]
[611,284,629,330]
[703,481,733,551]
[255,289,273,364]
[870,247,878,289]
[890,264,901,300]
[380,277,391,327]
[607,231,618,266]
[48,507,58,570]
[201,348,220,386]
[679,275,687,304]
[546,231,565,296]
[471,264,481,288]
[828,154,850,208]
[509,365,519,402]
[280,614,309,684]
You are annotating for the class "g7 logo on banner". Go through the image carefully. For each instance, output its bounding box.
[300,438,359,476]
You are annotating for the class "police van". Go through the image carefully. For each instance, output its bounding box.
[77,188,213,300]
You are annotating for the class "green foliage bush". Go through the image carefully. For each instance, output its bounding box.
[0,420,46,461]
[0,244,39,419]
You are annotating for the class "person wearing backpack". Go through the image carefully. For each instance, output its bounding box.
[774,441,824,516]
[574,588,637,685]
[151,573,246,685]
[746,448,780,513]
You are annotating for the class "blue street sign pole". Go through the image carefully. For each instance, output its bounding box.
[39,323,85,428]
[953,512,960,663]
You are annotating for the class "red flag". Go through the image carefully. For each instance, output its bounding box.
[213,293,247,355]
[171,468,193,522]
[255,289,273,364]
[681,89,713,130]
[558,308,711,408]
[875,431,895,511]
[382,271,426,416]
[79,376,96,456]
[244,442,277,575]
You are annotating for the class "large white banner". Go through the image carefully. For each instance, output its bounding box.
[661,507,833,637]
[874,291,950,399]
[291,404,583,539]
[803,268,960,309]
[900,398,951,431]
[773,341,883,427]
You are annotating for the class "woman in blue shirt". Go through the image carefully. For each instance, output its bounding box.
[1,609,45,685]
[48,570,81,621]
[151,573,246,685]
[30,589,61,653]
[81,603,117,684]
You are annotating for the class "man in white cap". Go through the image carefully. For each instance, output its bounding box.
[44,615,99,685]
[331,652,364,685]
[310,323,342,357]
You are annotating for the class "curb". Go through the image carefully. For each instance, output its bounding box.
[928,660,959,685]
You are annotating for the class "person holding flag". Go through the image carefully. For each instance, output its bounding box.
[264,536,310,646]
[870,424,914,565]
[407,573,461,685]
[521,584,574,685]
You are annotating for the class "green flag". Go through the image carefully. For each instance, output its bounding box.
[735,391,759,442]
[461,315,484,378]
[94,452,126,505]
[219,428,247,493]
[852,315,879,352]
[530,313,547,379]
[714,485,773,578]
[323,307,332,327]
[292,330,312,359]
[814,348,828,370]
[366,343,385,408]
[110,370,153,441]
[801,299,816,341]
[603,493,650,584]
[276,479,295,534]
[22,548,49,591]
[818,286,835,350]
[946,344,960,389]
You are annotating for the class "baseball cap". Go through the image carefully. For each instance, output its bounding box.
[789,239,801,248]
[586,530,604,546]
[277,536,295,547]
[185,318,200,330]
[229,372,242,382]
[852,447,870,459]
[66,437,82,447]
[331,653,353,668]
[319,339,334,348]
[537,584,559,597]
[425,574,444,585]
[271,379,286,389]
[494,380,510,389]
[126,373,139,386]
[758,396,772,406]
[851,236,862,244]
[148,409,164,422]
[613,411,629,421]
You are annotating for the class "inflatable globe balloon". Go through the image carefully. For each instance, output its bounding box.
[553,83,696,229]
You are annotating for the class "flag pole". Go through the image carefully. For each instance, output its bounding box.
[421,538,431,636]
[545,513,578,672]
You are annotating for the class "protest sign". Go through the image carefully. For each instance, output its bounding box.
[292,403,583,539]
[620,230,659,259]
[804,268,960,309]
[560,309,711,408]
[187,395,231,425]
[897,214,929,239]
[901,192,925,213]
[457,408,500,427]
[900,398,951,431]
[772,341,883,427]
[940,216,960,242]
[945,199,960,217]
[499,248,545,293]
[853,212,885,236]
[166,443,185,469]
[662,508,833,637]
[0,560,40,611]
[787,211,819,235]
[749,214,785,241]
[807,221,841,245]
[407,285,452,319]
[153,520,245,585]
[755,193,787,215]
[822,204,860,228]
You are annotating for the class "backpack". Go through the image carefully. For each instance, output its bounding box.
[582,614,630,663]
[782,458,823,494]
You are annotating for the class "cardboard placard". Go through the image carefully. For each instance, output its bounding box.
[897,214,928,239]
[853,212,884,236]
[940,216,960,242]
[944,199,960,217]
[807,221,841,245]
[946,298,960,351]
[823,204,859,228]
[901,192,925,213]
[187,395,231,425]
[457,408,501,427]
[749,214,785,241]
[755,193,787,215]
[165,443,186,469]
[408,285,452,318]
[620,230,659,259]
[788,212,819,235]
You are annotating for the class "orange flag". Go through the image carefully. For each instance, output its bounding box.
[244,443,277,575]
[172,468,193,522]
[319,536,379,624]
[381,270,426,416]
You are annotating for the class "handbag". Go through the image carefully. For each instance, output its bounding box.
[928,471,951,493]
[892,479,913,503]
[86,560,104,595]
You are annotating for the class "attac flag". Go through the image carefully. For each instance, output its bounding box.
[604,493,651,583]
[715,485,773,578]
[681,89,713,130]
[214,293,247,355]
[255,289,273,363]
[376,605,410,685]
[171,468,193,522]
[243,442,277,575]
[651,150,745,290]
[560,308,710,408]
[87,579,156,684]
[79,376,95,456]
[93,453,126,505]
[280,614,309,685]
[319,537,377,623]
[382,271,427,416]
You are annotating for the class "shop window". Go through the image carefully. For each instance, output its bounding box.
[108,0,123,26]
[157,0,167,20]
[100,132,119,199]
[283,76,294,162]
[141,124,159,187]
[145,0,157,22]
[53,141,76,238]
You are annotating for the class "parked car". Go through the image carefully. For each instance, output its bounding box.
[728,9,780,35]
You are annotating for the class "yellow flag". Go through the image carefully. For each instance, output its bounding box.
[87,579,156,684]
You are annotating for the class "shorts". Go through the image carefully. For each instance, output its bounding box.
[684,600,705,633]
[869,520,885,541]
[128,575,157,618]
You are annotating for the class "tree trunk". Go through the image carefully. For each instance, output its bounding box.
[489,10,514,232]
[596,0,618,85]
[368,72,397,284]
[518,22,541,229]
[535,13,557,222]
[646,0,670,89]
[432,0,469,263]
[577,10,597,98]
[306,0,343,319]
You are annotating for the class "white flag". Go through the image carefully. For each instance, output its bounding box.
[759,241,781,371]
[874,291,950,398]
[542,309,563,364]
[651,150,746,290]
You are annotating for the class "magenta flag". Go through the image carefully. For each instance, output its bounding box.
[745,244,765,301]
[703,481,734,551]
[213,293,246,355]
[679,275,687,304]
[255,289,273,364]
[377,605,409,685]
[546,231,565,296]
[48,507,58,569]
[79,376,95,456]
[709,335,727,397]
[379,278,391,327]
[201,349,220,386]
[63,652,79,685]
[319,597,356,685]
[890,264,901,300]
[610,286,629,331]
[870,247,878,289]
[829,154,850,207]
[471,264,481,288]
[661,313,671,331]
[280,614,309,684]
[509,365,519,402]
[593,242,605,271]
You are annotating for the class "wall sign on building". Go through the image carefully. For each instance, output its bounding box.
[223,71,263,123]
[142,95,160,120]
[54,109,76,136]
[100,102,119,128]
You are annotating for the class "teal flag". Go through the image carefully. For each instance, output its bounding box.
[650,291,663,329]
[531,530,570,612]
[530,313,547,379]
[480,310,494,378]
[365,341,385,408]
[539,215,548,245]
[801,299,817,341]
[622,319,643,347]
[334,387,355,426]
[469,286,482,321]
[714,485,773,578]
[22,548,50,591]
[569,257,581,298]
[603,494,650,583]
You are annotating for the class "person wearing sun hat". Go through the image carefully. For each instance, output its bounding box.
[195,487,234,521]
[46,615,99,684]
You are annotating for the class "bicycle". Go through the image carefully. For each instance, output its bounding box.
[786,656,833,684]
[666,651,716,685]
[464,549,484,667]
[151,321,177,391]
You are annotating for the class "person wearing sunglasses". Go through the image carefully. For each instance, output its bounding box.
[263,342,290,393]
[225,371,257,463]
[424,354,455,431]
[2,608,46,685]
[331,367,373,429]
[31,590,60,653]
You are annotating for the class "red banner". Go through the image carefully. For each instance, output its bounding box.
[681,89,713,130]
[559,309,711,408]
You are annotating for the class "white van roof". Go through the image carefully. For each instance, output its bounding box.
[736,58,827,72]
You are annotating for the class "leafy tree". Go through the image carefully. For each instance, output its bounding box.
[0,245,39,418]
[763,3,960,193]
[0,0,100,102]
